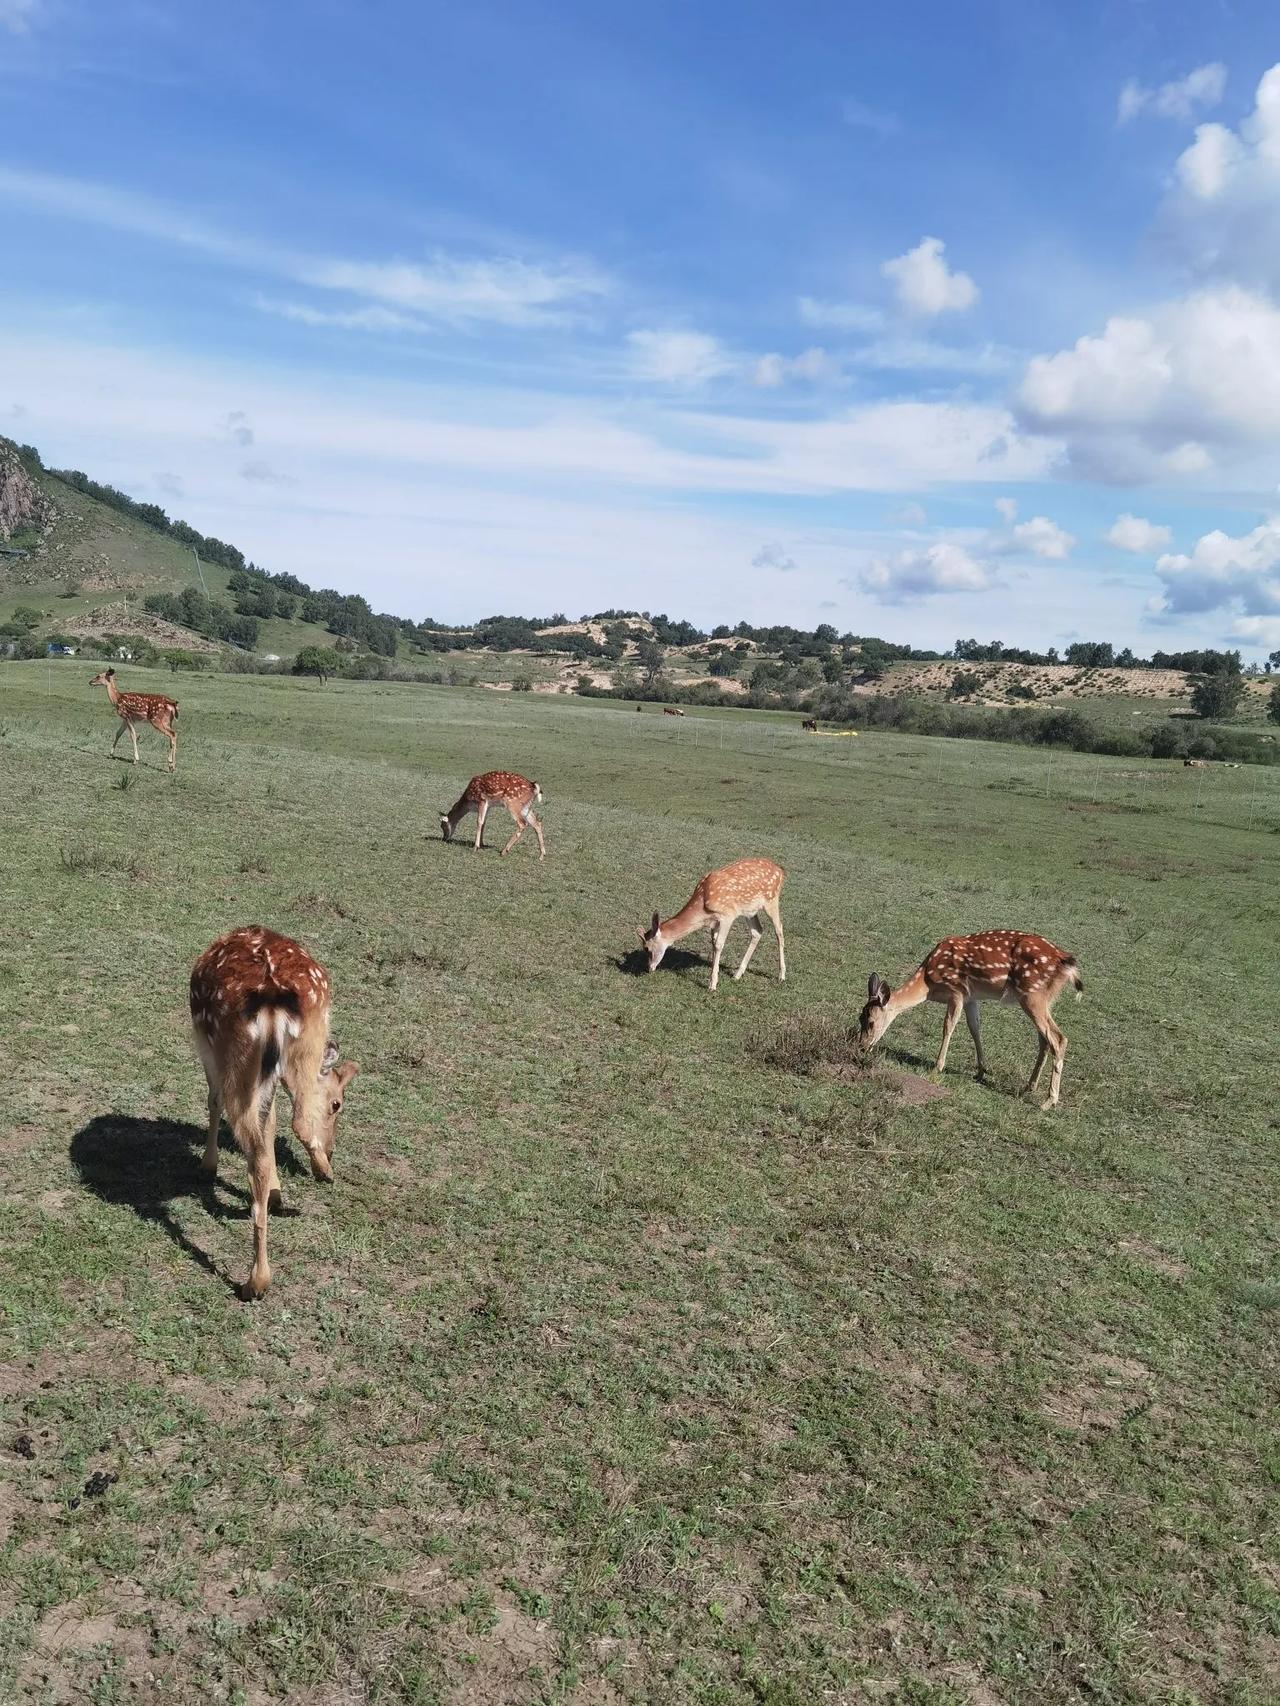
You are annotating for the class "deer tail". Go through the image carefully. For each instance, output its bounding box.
[243,990,301,1080]
[1062,957,1084,1000]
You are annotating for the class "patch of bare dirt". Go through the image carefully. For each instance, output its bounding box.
[894,1071,948,1106]
[1041,1352,1156,1435]
[1117,1236,1189,1281]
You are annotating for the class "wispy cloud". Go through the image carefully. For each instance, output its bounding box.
[752,542,798,572]
[840,96,899,138]
[1118,63,1225,124]
[0,165,610,329]
[798,296,884,333]
[858,540,995,602]
[0,0,39,35]
[626,328,734,385]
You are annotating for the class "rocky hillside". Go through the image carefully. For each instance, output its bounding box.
[0,440,52,543]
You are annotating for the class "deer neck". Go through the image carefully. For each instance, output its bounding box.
[660,896,711,945]
[886,970,931,1019]
[104,677,122,707]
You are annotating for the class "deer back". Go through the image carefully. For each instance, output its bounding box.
[922,930,1075,997]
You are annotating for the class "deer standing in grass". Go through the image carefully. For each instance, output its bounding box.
[90,667,179,773]
[857,931,1083,1108]
[639,857,786,992]
[440,771,546,858]
[190,926,360,1298]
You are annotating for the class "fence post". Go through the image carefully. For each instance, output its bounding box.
[1092,760,1101,804]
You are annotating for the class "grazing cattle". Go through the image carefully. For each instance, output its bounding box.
[858,930,1084,1109]
[1184,758,1208,768]
[801,718,819,732]
[663,705,686,717]
[639,857,786,992]
[90,667,179,772]
[440,771,546,858]
[190,927,360,1298]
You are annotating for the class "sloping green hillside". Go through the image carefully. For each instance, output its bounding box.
[0,463,339,658]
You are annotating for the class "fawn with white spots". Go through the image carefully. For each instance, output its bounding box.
[639,857,786,992]
[858,930,1084,1108]
[190,927,360,1298]
[440,771,546,858]
[90,668,179,772]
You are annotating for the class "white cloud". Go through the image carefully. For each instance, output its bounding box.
[240,460,295,485]
[1231,614,1280,648]
[0,164,610,328]
[847,336,1012,376]
[752,542,797,573]
[0,0,38,33]
[797,296,884,333]
[752,346,835,387]
[1118,63,1226,124]
[0,328,1053,505]
[1107,513,1172,553]
[859,541,994,602]
[627,328,734,386]
[1017,286,1280,482]
[994,496,1018,523]
[841,97,899,137]
[882,237,978,317]
[1154,521,1280,616]
[1163,65,1280,292]
[254,298,426,334]
[889,502,927,527]
[1011,515,1075,559]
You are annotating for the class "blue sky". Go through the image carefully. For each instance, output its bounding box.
[3,0,1280,654]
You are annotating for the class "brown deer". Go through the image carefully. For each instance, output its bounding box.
[90,667,179,772]
[440,771,546,857]
[190,926,360,1298]
[639,857,785,991]
[858,930,1083,1109]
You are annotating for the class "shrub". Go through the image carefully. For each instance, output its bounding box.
[1190,671,1245,720]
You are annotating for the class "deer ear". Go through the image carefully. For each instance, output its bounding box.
[868,974,889,1006]
[320,1038,340,1074]
[332,1060,359,1089]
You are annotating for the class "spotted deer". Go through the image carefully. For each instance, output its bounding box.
[90,667,179,772]
[440,771,546,858]
[639,857,786,992]
[190,926,360,1298]
[858,931,1084,1109]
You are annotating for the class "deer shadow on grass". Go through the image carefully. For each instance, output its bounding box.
[70,1115,308,1294]
[614,946,707,978]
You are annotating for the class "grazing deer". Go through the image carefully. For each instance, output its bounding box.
[858,931,1084,1109]
[190,926,360,1298]
[639,857,785,991]
[440,771,546,858]
[90,667,179,772]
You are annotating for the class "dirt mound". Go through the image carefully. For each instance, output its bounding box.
[62,604,221,652]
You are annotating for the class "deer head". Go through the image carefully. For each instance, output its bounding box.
[89,668,116,688]
[297,1037,360,1179]
[637,912,666,972]
[857,973,893,1047]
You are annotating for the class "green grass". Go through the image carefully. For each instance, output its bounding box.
[1,664,1277,1703]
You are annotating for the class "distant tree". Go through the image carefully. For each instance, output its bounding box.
[636,637,665,685]
[1190,671,1245,720]
[948,669,982,698]
[294,646,333,684]
[1269,681,1280,725]
[1268,648,1280,673]
[708,651,739,678]
[10,606,42,631]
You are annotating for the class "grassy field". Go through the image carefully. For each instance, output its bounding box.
[1,663,1277,1705]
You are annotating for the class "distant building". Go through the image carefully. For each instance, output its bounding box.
[47,643,77,657]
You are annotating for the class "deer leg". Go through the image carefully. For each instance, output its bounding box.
[964,1000,987,1079]
[935,992,964,1072]
[163,722,176,773]
[203,1084,223,1174]
[530,812,546,860]
[127,720,140,764]
[733,914,765,981]
[245,1136,274,1299]
[473,799,489,850]
[499,802,526,856]
[708,921,728,992]
[111,719,127,751]
[1038,1017,1067,1110]
[262,1093,283,1212]
[769,899,786,981]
